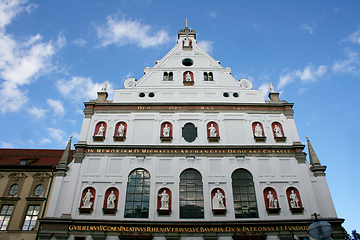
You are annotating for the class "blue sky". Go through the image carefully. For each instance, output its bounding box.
[0,0,359,233]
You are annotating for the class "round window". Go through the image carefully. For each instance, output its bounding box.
[8,184,19,196]
[139,92,145,98]
[148,92,155,97]
[233,92,239,98]
[223,92,230,97]
[182,58,194,66]
[34,184,44,196]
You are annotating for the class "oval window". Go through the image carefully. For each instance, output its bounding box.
[182,123,197,143]
[34,184,44,196]
[8,184,19,196]
[139,92,145,98]
[182,58,194,66]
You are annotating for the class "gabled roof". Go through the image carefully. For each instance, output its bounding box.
[0,149,74,167]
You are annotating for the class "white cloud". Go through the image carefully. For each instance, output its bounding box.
[332,48,359,73]
[55,77,111,102]
[198,40,213,53]
[341,28,360,44]
[1,141,14,148]
[39,137,51,144]
[27,106,47,119]
[47,99,65,117]
[73,38,87,47]
[0,0,65,113]
[300,23,314,34]
[65,119,77,125]
[46,127,65,143]
[206,11,217,18]
[278,65,328,89]
[96,16,171,48]
[259,82,270,99]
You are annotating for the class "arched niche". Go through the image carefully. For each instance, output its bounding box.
[183,71,194,86]
[103,187,119,214]
[252,122,266,142]
[114,121,127,141]
[263,187,280,214]
[79,187,96,213]
[211,188,226,216]
[160,122,173,142]
[183,38,192,47]
[271,122,286,142]
[93,121,107,142]
[207,121,220,142]
[157,187,171,216]
[286,187,304,213]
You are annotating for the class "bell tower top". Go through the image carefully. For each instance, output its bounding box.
[178,19,196,39]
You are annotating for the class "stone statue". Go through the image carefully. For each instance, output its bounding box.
[163,124,170,137]
[184,37,190,47]
[185,72,192,81]
[274,125,283,137]
[267,191,278,208]
[289,190,300,208]
[208,124,217,137]
[268,82,275,93]
[158,190,169,210]
[212,189,225,209]
[117,123,125,137]
[96,123,105,136]
[101,82,108,92]
[107,190,116,209]
[82,189,93,208]
[254,123,263,137]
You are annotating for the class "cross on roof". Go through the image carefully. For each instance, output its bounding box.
[183,19,190,28]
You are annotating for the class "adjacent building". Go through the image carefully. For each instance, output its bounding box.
[0,142,73,240]
[38,26,345,240]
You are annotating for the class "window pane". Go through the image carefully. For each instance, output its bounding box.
[22,205,40,231]
[232,169,259,218]
[0,205,14,230]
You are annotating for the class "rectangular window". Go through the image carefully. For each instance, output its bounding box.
[22,205,40,231]
[0,205,14,230]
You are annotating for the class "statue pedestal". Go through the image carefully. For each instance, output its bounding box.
[160,136,173,142]
[93,136,105,142]
[79,207,93,214]
[183,81,194,86]
[113,136,126,142]
[266,207,281,214]
[275,136,286,142]
[254,136,266,142]
[157,209,171,216]
[208,137,220,142]
[212,209,227,216]
[290,207,304,214]
[103,208,117,215]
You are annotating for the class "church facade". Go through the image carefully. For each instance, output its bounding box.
[38,26,344,240]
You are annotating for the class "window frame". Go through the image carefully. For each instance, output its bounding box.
[0,204,14,231]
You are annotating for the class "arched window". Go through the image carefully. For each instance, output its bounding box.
[204,72,208,81]
[232,169,258,218]
[124,169,151,218]
[163,72,169,81]
[179,169,204,219]
[208,72,213,81]
[169,72,173,81]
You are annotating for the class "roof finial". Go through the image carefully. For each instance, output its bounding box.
[183,19,190,28]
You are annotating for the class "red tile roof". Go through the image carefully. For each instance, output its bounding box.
[0,149,74,167]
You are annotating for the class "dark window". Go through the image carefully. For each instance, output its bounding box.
[169,72,173,81]
[34,184,44,196]
[233,92,239,98]
[8,184,18,196]
[182,123,197,143]
[139,92,145,98]
[124,169,150,218]
[0,205,14,230]
[182,58,194,66]
[209,72,213,81]
[232,169,259,218]
[148,92,155,98]
[223,92,229,97]
[179,169,204,219]
[22,205,40,230]
[204,72,208,81]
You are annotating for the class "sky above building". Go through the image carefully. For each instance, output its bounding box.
[0,0,359,233]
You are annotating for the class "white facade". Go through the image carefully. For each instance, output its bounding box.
[40,27,344,240]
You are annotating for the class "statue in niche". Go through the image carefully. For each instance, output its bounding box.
[101,82,108,92]
[212,189,225,209]
[289,190,300,208]
[96,123,105,136]
[267,191,278,208]
[163,124,170,137]
[107,190,116,209]
[274,124,283,137]
[184,37,190,47]
[208,124,217,137]
[158,190,169,210]
[254,123,263,137]
[185,72,192,81]
[117,123,125,137]
[82,189,93,208]
[268,82,275,93]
